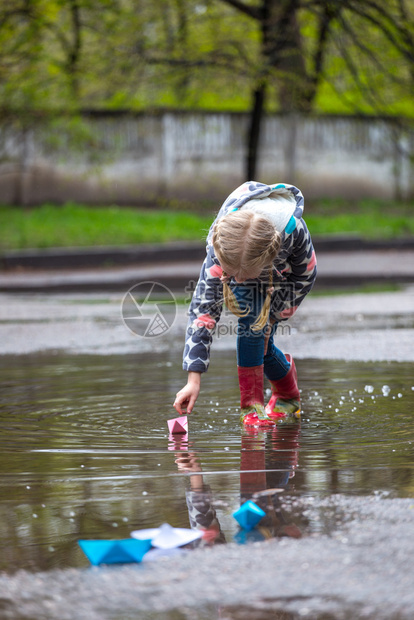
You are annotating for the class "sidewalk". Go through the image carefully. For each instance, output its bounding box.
[0,239,413,292]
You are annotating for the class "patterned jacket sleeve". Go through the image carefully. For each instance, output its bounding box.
[182,244,224,373]
[185,485,226,546]
[185,485,220,531]
[270,217,317,322]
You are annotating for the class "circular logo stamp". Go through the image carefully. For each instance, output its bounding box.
[121,281,177,338]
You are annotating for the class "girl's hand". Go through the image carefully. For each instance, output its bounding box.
[174,452,202,473]
[173,372,201,414]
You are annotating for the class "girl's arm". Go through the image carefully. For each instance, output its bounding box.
[174,245,224,414]
[182,244,224,373]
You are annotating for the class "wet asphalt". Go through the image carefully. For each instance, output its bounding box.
[1,286,413,361]
[0,494,413,620]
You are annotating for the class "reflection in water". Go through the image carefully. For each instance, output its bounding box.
[170,421,304,546]
[0,351,413,572]
[171,435,227,547]
[239,424,303,541]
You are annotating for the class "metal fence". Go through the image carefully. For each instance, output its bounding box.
[1,112,413,205]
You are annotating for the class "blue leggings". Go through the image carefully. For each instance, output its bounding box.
[232,283,290,381]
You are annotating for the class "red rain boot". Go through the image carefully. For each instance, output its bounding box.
[265,354,301,420]
[238,365,275,428]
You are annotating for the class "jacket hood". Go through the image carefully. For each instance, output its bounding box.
[207,181,305,244]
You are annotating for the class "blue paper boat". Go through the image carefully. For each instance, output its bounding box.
[234,528,265,545]
[78,538,152,566]
[233,500,266,531]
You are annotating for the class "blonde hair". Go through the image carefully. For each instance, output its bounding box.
[212,210,281,332]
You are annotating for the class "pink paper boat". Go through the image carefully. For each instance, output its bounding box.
[167,415,188,434]
[167,433,189,451]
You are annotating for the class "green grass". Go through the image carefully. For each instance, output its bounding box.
[306,197,414,239]
[0,198,413,251]
[312,283,404,297]
[0,203,214,251]
[305,212,414,239]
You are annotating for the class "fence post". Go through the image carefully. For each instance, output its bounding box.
[14,126,31,206]
[161,113,176,198]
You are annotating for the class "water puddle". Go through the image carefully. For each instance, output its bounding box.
[0,351,413,574]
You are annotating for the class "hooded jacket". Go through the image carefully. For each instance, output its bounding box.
[183,181,317,373]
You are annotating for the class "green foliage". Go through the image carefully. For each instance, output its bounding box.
[313,3,414,116]
[1,0,413,118]
[1,199,413,251]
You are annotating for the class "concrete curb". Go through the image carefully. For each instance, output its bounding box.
[1,236,414,271]
[0,241,207,271]
[1,256,414,293]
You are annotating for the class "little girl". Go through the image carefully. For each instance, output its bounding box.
[173,181,317,427]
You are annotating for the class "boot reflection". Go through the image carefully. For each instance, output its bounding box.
[168,420,302,547]
[238,421,302,542]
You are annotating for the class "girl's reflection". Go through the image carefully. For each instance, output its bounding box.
[172,438,226,546]
[170,420,302,545]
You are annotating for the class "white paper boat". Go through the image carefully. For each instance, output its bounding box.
[131,523,202,549]
[141,547,187,562]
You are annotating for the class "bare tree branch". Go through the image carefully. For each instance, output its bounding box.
[337,10,410,89]
[397,0,409,22]
[0,8,30,31]
[331,24,384,113]
[144,53,250,76]
[67,0,82,96]
[216,0,261,20]
[309,3,341,96]
[344,0,414,62]
[228,40,255,70]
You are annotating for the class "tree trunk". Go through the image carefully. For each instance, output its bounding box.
[245,0,305,180]
[68,0,82,99]
[246,82,266,180]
